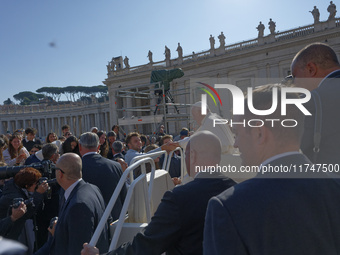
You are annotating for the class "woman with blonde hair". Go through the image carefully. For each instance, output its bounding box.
[3,134,29,166]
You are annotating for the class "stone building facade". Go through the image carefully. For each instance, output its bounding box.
[1,10,339,138]
[104,17,340,136]
[0,101,110,138]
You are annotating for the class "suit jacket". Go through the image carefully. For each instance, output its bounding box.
[301,70,340,164]
[159,153,181,178]
[24,154,41,165]
[112,173,236,255]
[112,152,125,161]
[43,180,109,255]
[204,154,340,255]
[82,153,127,220]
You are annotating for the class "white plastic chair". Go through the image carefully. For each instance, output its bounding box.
[90,158,153,250]
[89,154,174,252]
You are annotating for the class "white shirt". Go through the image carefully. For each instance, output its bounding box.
[25,138,35,143]
[64,179,82,201]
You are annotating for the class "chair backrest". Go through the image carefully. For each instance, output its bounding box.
[126,169,174,223]
[166,146,194,185]
[130,150,168,182]
[166,146,184,175]
[127,150,174,222]
[90,154,175,251]
[89,157,155,250]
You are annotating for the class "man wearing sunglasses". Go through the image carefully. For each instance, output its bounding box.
[36,153,109,255]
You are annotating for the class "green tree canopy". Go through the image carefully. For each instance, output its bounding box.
[3,98,14,105]
[13,91,45,105]
[36,85,108,102]
[36,87,63,101]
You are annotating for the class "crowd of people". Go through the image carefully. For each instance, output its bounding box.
[0,122,186,254]
[1,42,340,255]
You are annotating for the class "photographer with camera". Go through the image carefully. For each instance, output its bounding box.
[0,167,48,254]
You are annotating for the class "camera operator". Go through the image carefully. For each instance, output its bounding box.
[0,167,48,254]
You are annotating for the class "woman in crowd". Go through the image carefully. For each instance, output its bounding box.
[45,132,57,144]
[3,135,29,166]
[0,167,48,254]
[60,135,80,156]
[97,131,109,158]
[0,135,9,150]
[106,131,116,159]
[0,138,6,163]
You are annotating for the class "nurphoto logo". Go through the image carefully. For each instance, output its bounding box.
[200,83,312,128]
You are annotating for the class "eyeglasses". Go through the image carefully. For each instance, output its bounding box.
[55,168,65,174]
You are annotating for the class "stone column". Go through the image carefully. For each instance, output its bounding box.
[85,114,89,131]
[83,115,87,132]
[95,113,99,129]
[104,112,109,131]
[38,119,41,137]
[58,117,61,136]
[51,117,55,133]
[80,115,84,135]
[87,114,90,132]
[109,91,118,128]
[0,121,5,134]
[44,118,48,137]
[70,116,74,134]
[76,116,79,135]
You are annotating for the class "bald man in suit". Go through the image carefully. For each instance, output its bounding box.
[37,153,109,255]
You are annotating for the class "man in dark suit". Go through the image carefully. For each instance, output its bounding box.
[37,153,109,255]
[203,84,340,254]
[82,130,237,255]
[79,132,127,221]
[291,42,340,164]
[112,141,125,161]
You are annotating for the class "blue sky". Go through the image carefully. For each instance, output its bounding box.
[0,0,331,104]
